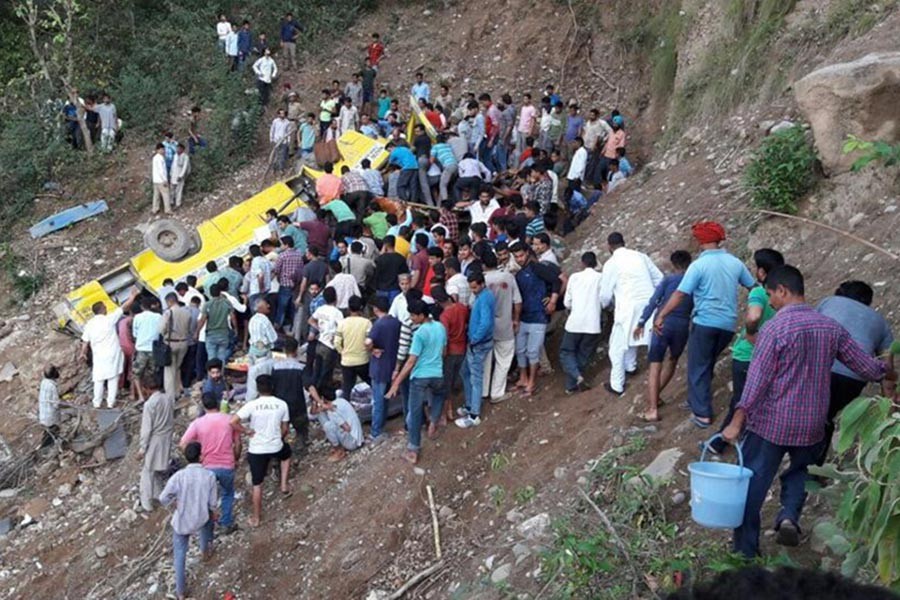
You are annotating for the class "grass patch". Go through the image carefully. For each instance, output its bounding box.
[0,243,45,302]
[743,125,816,214]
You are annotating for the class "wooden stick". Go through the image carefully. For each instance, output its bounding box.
[426,484,442,560]
[717,207,900,261]
[577,487,640,599]
[386,561,444,600]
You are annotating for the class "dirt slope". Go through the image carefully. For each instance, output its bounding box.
[1,1,899,599]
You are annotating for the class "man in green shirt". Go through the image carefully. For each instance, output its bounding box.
[711,248,784,454]
[196,283,237,364]
[277,216,307,254]
[363,210,389,240]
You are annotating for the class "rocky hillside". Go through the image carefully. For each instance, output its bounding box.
[0,1,899,598]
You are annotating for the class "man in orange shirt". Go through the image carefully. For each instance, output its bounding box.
[315,161,344,204]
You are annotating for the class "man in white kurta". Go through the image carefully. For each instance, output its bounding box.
[599,233,663,395]
[80,288,139,408]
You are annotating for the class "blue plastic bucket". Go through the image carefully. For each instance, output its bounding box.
[688,434,754,529]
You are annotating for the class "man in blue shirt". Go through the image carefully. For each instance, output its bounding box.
[456,272,495,429]
[654,222,754,427]
[237,21,253,71]
[387,142,420,202]
[387,299,446,464]
[365,297,401,443]
[411,72,430,102]
[430,134,458,203]
[279,12,302,70]
[633,250,693,422]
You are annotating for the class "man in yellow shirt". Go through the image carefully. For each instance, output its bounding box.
[334,295,373,401]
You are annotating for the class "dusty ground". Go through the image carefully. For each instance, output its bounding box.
[1,1,899,599]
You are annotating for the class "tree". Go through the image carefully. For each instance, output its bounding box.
[16,0,94,154]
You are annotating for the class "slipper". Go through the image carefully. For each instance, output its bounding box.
[281,489,293,499]
[689,415,712,429]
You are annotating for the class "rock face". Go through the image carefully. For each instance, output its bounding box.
[794,52,900,174]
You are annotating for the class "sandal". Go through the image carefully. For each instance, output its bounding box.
[689,415,712,429]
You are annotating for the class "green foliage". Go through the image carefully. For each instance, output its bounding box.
[743,125,816,214]
[490,451,511,472]
[843,135,900,172]
[0,243,45,302]
[514,485,536,505]
[489,485,506,511]
[809,396,900,590]
[821,0,898,41]
[616,2,686,104]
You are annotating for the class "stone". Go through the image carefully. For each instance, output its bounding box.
[0,488,19,499]
[366,591,390,600]
[671,491,687,506]
[57,484,72,498]
[491,563,512,583]
[794,52,900,174]
[718,178,734,188]
[630,448,684,487]
[506,509,524,523]
[512,542,531,562]
[0,517,13,536]
[413,467,425,476]
[97,409,128,460]
[341,548,365,571]
[516,513,550,540]
[848,213,866,229]
[758,119,776,132]
[439,506,455,520]
[553,467,567,480]
[95,545,108,559]
[769,120,796,134]
[118,508,138,525]
[0,363,18,383]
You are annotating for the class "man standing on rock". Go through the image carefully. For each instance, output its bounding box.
[138,371,174,512]
[600,233,663,396]
[80,288,139,408]
[722,266,893,558]
[654,222,754,428]
[160,441,218,600]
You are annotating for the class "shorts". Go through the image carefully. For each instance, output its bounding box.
[247,443,292,485]
[647,322,689,363]
[133,351,157,378]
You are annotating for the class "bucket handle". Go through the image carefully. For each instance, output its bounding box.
[700,433,744,469]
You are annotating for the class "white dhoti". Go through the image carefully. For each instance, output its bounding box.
[608,302,650,393]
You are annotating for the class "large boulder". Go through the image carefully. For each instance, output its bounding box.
[794,52,900,175]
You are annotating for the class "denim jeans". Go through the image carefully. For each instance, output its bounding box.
[462,342,492,418]
[559,331,600,390]
[205,335,231,364]
[515,322,546,366]
[686,324,734,419]
[370,380,388,438]
[274,286,294,329]
[208,467,235,527]
[711,359,750,453]
[376,289,400,306]
[407,377,444,451]
[733,431,825,558]
[173,521,213,597]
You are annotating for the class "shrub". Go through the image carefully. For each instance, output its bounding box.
[743,125,816,214]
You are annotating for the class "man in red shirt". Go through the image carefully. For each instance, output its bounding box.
[408,233,431,290]
[179,393,242,534]
[367,33,385,68]
[434,286,468,429]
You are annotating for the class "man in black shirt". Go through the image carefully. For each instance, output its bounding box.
[373,235,410,306]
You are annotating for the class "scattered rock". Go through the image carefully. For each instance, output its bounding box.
[758,119,776,132]
[117,508,138,525]
[366,591,390,600]
[718,178,733,188]
[553,467,567,480]
[57,483,72,498]
[848,212,866,229]
[94,545,108,559]
[630,448,684,487]
[0,517,13,536]
[516,513,550,540]
[20,497,50,520]
[413,467,425,476]
[0,488,19,499]
[795,52,900,174]
[506,509,524,524]
[439,506,456,520]
[512,542,531,562]
[671,491,687,506]
[491,563,512,583]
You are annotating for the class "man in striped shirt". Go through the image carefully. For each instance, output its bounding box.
[524,201,545,242]
[722,265,894,558]
[430,134,458,202]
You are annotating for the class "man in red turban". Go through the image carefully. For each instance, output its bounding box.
[652,220,755,428]
[691,221,726,245]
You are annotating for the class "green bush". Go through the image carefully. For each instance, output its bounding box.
[743,125,816,214]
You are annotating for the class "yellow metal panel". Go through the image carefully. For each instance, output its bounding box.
[66,280,114,326]
[302,131,389,180]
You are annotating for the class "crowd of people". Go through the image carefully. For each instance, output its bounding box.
[36,12,898,600]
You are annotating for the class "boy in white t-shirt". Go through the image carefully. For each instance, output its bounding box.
[231,374,290,527]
